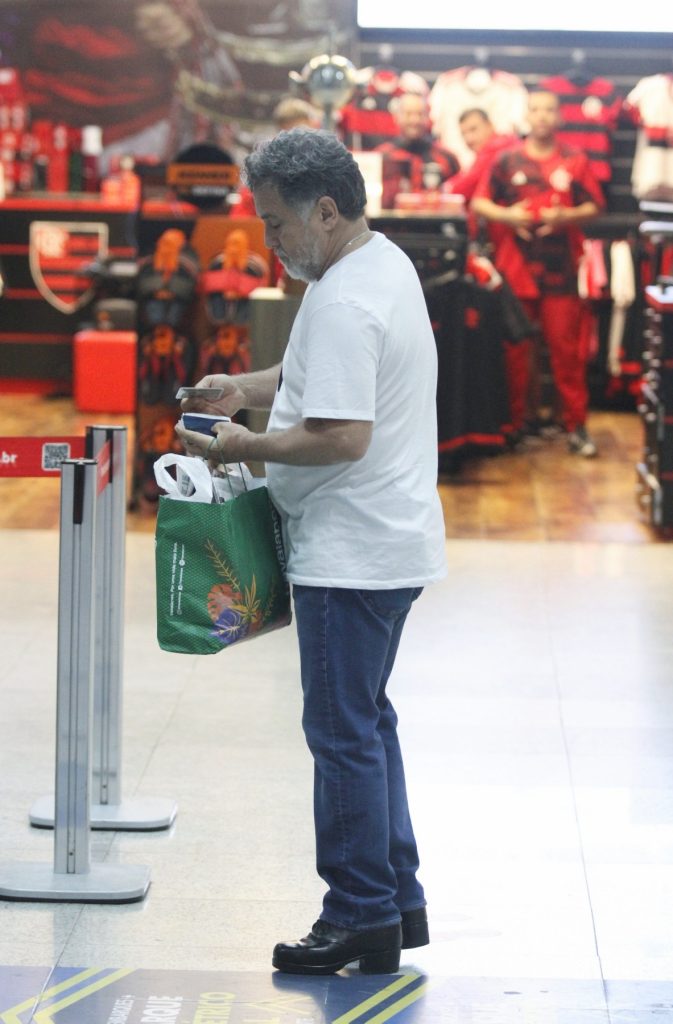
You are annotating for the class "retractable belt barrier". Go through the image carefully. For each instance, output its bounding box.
[0,427,176,903]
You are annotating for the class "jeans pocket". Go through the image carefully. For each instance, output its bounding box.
[359,587,423,620]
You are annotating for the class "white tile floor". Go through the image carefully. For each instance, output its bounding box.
[1,529,673,1021]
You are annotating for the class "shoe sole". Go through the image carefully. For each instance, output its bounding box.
[272,946,401,975]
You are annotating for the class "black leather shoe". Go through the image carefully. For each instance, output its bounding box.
[272,919,402,975]
[401,907,429,948]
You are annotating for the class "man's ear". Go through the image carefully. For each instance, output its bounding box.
[316,196,339,230]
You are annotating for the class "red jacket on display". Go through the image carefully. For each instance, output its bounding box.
[445,133,518,203]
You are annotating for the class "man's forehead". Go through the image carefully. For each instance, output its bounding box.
[528,91,559,110]
[252,183,286,218]
[399,95,425,112]
[253,185,319,223]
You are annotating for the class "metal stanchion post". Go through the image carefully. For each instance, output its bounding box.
[54,459,97,878]
[30,426,177,831]
[0,458,150,901]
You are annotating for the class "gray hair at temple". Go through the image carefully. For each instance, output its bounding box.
[243,128,367,221]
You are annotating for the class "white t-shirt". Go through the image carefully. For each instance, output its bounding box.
[265,231,447,589]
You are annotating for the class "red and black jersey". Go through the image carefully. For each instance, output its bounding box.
[339,94,398,152]
[376,136,460,209]
[540,75,623,183]
[429,279,511,468]
[338,67,429,151]
[338,69,401,151]
[474,141,604,298]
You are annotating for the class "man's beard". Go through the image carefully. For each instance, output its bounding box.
[276,236,323,283]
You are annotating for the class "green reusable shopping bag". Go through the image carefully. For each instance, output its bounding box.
[155,486,291,654]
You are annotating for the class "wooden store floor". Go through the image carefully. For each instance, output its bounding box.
[0,395,661,543]
[438,409,659,544]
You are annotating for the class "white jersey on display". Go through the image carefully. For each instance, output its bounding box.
[429,66,529,167]
[625,73,673,200]
[266,232,447,589]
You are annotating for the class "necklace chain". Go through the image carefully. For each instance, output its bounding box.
[339,229,371,257]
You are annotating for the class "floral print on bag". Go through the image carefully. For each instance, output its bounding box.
[205,540,277,646]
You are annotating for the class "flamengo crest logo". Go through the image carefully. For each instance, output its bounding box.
[549,166,572,193]
[29,221,109,314]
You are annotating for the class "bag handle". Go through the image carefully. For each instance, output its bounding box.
[206,436,249,502]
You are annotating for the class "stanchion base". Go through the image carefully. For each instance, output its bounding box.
[0,862,151,903]
[29,796,178,831]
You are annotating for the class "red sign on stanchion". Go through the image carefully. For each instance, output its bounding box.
[0,437,86,478]
[96,440,111,495]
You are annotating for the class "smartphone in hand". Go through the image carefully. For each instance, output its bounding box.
[180,413,231,436]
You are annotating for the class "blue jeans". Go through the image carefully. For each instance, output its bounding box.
[293,584,425,930]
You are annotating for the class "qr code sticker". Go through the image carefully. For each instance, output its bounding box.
[42,443,70,471]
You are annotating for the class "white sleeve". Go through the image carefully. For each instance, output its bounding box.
[625,78,646,121]
[610,241,636,307]
[509,82,530,135]
[301,302,381,421]
[577,241,589,299]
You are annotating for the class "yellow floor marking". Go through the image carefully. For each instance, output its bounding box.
[1,968,103,1024]
[363,982,429,1024]
[331,972,421,1024]
[33,969,135,1024]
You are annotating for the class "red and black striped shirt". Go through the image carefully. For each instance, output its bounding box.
[539,76,622,183]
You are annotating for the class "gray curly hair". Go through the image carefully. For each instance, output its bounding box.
[243,128,367,221]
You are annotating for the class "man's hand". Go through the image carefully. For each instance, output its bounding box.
[537,199,600,236]
[210,420,253,463]
[537,198,568,237]
[174,419,253,466]
[505,202,535,241]
[180,374,246,419]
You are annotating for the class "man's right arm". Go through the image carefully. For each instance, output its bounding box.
[471,196,532,227]
[231,365,282,410]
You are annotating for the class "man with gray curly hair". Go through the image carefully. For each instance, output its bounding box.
[177,128,446,976]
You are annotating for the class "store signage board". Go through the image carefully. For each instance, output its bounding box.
[357,0,673,32]
[0,436,86,477]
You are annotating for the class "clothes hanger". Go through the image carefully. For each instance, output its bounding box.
[563,48,594,87]
[465,48,492,90]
